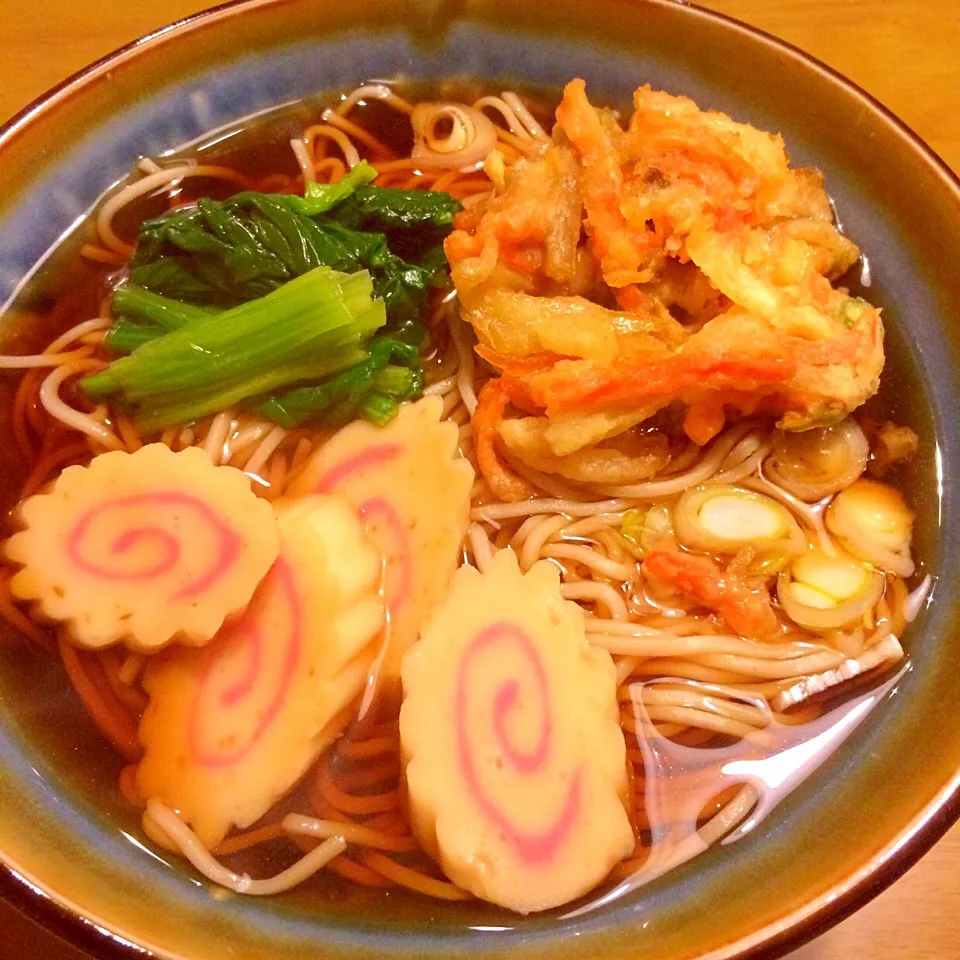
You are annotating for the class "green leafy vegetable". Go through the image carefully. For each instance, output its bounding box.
[128,179,460,325]
[360,393,399,427]
[106,285,222,355]
[104,320,163,354]
[95,169,458,431]
[133,342,370,434]
[112,283,220,331]
[335,185,462,231]
[256,337,421,429]
[284,162,378,216]
[83,267,384,429]
[373,363,420,397]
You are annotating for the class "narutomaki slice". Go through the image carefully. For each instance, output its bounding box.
[136,495,384,848]
[287,395,474,681]
[4,444,278,652]
[400,549,634,913]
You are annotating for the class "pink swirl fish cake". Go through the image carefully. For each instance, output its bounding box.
[288,395,474,682]
[136,495,384,848]
[3,444,278,652]
[400,549,634,913]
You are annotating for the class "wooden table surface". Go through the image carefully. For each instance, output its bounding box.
[2,2,959,958]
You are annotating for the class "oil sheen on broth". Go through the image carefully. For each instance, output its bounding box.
[0,77,933,923]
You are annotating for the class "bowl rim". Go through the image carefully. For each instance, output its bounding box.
[2,1,960,958]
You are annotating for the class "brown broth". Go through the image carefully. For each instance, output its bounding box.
[0,80,934,927]
[0,79,558,522]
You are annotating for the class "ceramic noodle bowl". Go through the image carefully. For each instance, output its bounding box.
[0,2,959,959]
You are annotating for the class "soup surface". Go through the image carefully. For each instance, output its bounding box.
[0,78,931,921]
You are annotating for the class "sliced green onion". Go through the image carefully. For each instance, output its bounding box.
[837,296,870,329]
[674,484,804,573]
[621,505,674,555]
[786,582,837,610]
[698,494,785,541]
[621,509,647,545]
[791,551,869,602]
[825,479,915,577]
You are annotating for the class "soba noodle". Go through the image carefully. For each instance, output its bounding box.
[0,79,920,910]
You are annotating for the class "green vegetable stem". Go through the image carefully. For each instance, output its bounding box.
[83,267,384,429]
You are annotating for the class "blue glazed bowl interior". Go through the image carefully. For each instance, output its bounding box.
[1,6,959,960]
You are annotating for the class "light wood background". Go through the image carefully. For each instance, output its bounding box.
[1,2,959,959]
